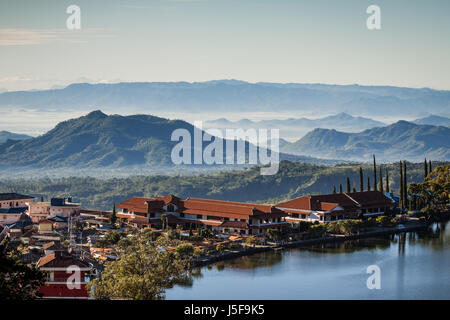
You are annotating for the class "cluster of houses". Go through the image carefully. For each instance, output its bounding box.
[1,189,396,299]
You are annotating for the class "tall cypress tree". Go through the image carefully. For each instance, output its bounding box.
[359,167,364,192]
[399,161,404,209]
[367,177,371,191]
[332,185,336,194]
[379,166,383,193]
[373,155,378,191]
[403,161,408,209]
[352,185,356,193]
[429,160,432,175]
[346,177,351,193]
[385,168,390,193]
[339,184,343,194]
[424,158,428,180]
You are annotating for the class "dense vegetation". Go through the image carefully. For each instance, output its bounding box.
[1,160,446,211]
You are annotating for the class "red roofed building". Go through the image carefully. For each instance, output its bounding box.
[117,194,288,235]
[276,191,395,223]
[37,251,92,299]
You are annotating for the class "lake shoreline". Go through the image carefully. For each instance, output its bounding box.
[191,220,429,268]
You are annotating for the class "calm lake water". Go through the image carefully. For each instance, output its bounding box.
[166,221,450,300]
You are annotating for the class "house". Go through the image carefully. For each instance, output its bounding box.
[117,194,288,235]
[27,198,80,223]
[5,213,33,237]
[37,251,92,299]
[0,193,36,225]
[47,215,68,230]
[276,191,395,223]
[38,219,54,233]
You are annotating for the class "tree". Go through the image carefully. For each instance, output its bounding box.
[110,203,117,227]
[245,236,259,247]
[385,168,390,193]
[399,161,404,209]
[429,160,432,175]
[346,177,351,193]
[373,155,378,191]
[332,185,336,194]
[339,184,343,194]
[403,161,408,209]
[409,165,450,219]
[160,213,167,230]
[379,166,384,193]
[367,177,371,191]
[359,167,364,192]
[176,243,194,257]
[265,228,282,242]
[424,158,428,180]
[216,243,226,253]
[0,242,45,300]
[88,242,190,300]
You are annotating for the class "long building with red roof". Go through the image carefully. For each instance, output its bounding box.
[116,194,288,235]
[275,191,395,223]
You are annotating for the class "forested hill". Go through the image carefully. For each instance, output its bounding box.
[1,160,446,210]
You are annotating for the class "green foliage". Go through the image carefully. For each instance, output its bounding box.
[376,216,393,227]
[88,242,190,300]
[0,242,45,300]
[141,229,161,242]
[215,243,226,252]
[193,247,205,257]
[244,236,259,246]
[0,161,446,211]
[265,228,282,241]
[176,243,194,257]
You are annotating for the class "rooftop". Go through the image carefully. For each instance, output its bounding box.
[0,193,35,201]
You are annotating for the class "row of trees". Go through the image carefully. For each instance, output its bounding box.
[333,155,390,194]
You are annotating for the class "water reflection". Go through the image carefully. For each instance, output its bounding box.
[167,221,450,299]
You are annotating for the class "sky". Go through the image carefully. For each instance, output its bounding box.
[0,0,449,91]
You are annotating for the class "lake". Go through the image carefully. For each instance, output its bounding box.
[166,221,450,299]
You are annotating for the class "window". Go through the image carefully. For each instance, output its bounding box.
[149,213,155,218]
[180,213,184,217]
[197,214,202,219]
[167,204,175,212]
[292,213,299,218]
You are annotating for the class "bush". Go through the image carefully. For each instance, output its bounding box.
[216,243,226,252]
[244,236,259,246]
[167,229,179,240]
[176,243,194,256]
[376,215,392,227]
[193,247,204,257]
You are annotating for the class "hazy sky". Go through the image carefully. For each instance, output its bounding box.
[1,0,449,91]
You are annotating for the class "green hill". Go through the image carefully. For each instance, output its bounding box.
[281,121,450,162]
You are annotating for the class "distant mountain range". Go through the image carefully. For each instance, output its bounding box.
[1,80,449,118]
[0,131,32,143]
[413,114,450,127]
[204,113,386,139]
[281,121,450,162]
[0,111,336,169]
